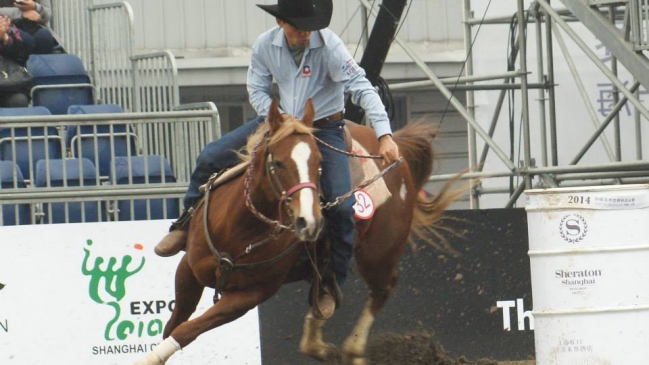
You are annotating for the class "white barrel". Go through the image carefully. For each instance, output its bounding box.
[525,184,649,365]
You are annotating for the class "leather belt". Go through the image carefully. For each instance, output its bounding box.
[314,111,343,124]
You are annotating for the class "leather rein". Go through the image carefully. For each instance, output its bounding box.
[200,130,403,296]
[202,131,318,293]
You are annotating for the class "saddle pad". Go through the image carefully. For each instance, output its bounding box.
[199,161,249,192]
[349,138,392,209]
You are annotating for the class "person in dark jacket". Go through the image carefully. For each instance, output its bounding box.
[0,0,54,54]
[0,14,30,107]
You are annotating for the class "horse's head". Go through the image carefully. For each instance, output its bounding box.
[246,99,324,242]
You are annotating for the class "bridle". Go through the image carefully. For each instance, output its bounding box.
[246,131,319,232]
[201,130,321,297]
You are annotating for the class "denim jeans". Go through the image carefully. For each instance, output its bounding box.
[19,28,55,55]
[183,115,265,208]
[183,116,355,286]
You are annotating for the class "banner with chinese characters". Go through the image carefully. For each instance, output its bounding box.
[0,220,261,365]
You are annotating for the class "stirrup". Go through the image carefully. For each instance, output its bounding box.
[309,276,342,320]
[170,207,193,232]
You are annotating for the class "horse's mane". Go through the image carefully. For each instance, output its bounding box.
[240,115,314,162]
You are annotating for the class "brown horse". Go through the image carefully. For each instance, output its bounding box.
[134,99,460,365]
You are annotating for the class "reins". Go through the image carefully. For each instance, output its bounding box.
[313,135,403,210]
[201,130,319,295]
[200,127,403,296]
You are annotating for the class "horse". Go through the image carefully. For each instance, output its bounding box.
[134,98,461,365]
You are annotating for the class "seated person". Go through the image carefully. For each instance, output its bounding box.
[0,14,30,107]
[0,0,54,54]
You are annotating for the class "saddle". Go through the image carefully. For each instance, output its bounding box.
[200,125,392,209]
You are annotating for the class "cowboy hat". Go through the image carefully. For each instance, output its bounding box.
[257,0,333,31]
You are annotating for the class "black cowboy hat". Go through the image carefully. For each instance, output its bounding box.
[257,0,333,31]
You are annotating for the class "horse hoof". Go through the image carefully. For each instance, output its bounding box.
[301,341,340,362]
[344,354,367,365]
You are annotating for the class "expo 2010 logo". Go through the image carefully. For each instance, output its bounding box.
[559,214,588,243]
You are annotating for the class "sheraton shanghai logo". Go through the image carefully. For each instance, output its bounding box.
[559,213,588,243]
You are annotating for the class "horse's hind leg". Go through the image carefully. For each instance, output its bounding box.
[341,286,392,365]
[342,223,406,364]
[163,254,203,339]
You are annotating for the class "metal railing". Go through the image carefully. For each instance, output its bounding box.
[52,1,181,113]
[0,108,220,225]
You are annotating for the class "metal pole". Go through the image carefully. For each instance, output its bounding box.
[609,5,622,161]
[388,70,524,90]
[463,0,479,208]
[534,4,549,167]
[552,22,617,161]
[544,0,559,166]
[569,82,641,165]
[517,0,533,189]
[635,81,644,159]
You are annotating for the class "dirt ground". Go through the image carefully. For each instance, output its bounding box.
[325,330,536,365]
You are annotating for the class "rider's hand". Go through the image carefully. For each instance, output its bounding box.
[378,134,399,166]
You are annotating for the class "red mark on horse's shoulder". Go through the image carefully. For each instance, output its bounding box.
[133,243,144,250]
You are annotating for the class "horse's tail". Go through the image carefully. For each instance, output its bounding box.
[393,123,467,256]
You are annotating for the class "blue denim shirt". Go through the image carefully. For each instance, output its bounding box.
[247,27,392,139]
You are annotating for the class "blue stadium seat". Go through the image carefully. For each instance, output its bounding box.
[0,161,31,225]
[65,104,138,177]
[34,158,102,223]
[114,155,180,220]
[26,54,95,115]
[0,106,64,181]
[26,54,88,78]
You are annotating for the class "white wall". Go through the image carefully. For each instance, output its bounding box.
[93,0,464,57]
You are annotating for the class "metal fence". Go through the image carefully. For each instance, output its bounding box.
[52,1,181,113]
[0,107,220,225]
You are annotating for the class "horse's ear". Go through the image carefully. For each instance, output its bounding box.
[268,98,283,134]
[302,99,314,128]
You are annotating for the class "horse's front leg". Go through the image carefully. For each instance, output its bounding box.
[134,289,265,365]
[299,311,341,362]
[164,254,203,339]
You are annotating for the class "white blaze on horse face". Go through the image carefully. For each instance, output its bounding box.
[291,141,317,222]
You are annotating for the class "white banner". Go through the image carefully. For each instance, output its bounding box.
[0,220,261,365]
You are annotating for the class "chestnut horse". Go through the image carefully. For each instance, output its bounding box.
[134,99,460,365]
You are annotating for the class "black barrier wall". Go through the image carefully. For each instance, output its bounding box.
[258,208,535,363]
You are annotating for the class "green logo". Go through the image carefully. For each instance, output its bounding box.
[0,282,4,291]
[81,239,163,341]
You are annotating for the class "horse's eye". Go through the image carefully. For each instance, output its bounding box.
[273,160,284,169]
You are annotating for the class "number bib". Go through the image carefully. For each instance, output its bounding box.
[353,190,375,220]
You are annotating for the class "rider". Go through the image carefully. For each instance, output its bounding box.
[155,0,400,319]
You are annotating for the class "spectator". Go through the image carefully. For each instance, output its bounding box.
[0,14,30,107]
[0,0,54,54]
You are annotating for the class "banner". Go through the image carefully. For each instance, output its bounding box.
[0,220,261,365]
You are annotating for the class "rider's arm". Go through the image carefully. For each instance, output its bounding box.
[327,39,392,140]
[325,33,399,163]
[247,32,275,117]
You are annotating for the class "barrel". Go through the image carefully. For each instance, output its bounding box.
[525,184,649,364]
